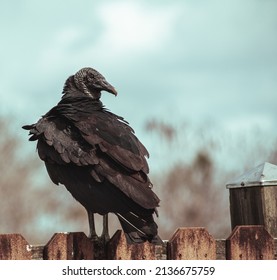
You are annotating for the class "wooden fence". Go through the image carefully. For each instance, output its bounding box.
[2,163,277,260]
[0,226,276,260]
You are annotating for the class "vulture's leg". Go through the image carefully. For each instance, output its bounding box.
[87,209,98,240]
[100,214,110,243]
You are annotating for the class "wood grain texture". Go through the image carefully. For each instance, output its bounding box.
[43,232,93,260]
[167,227,216,260]
[0,234,32,260]
[226,225,274,260]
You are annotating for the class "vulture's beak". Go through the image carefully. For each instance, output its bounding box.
[107,86,117,96]
[101,79,118,96]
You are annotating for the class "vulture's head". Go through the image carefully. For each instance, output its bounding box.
[66,67,117,100]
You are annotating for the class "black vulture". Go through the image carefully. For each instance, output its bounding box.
[23,67,161,244]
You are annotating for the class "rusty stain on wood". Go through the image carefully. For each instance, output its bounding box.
[0,234,32,260]
[43,232,93,260]
[167,227,216,260]
[107,230,161,260]
[0,227,276,260]
[226,225,274,260]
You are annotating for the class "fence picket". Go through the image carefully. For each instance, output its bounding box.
[167,227,216,260]
[0,226,276,260]
[226,225,275,260]
[0,234,32,260]
[43,232,94,260]
[107,230,158,260]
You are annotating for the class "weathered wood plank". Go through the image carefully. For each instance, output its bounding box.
[229,187,264,227]
[107,230,162,260]
[262,187,277,238]
[0,234,32,260]
[1,230,276,260]
[227,162,277,239]
[216,239,226,260]
[30,245,44,260]
[226,225,274,260]
[167,227,216,260]
[43,232,93,260]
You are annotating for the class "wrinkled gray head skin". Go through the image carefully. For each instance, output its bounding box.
[74,67,117,99]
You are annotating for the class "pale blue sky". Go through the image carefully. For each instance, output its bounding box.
[1,0,277,172]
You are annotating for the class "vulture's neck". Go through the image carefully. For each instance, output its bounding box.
[62,76,101,100]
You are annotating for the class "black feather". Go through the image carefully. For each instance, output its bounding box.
[22,67,161,244]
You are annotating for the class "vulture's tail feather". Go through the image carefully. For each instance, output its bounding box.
[116,212,163,245]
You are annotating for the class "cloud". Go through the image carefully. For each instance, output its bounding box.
[1,0,276,140]
[96,1,178,54]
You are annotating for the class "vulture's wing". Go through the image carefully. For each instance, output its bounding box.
[23,108,159,209]
[74,110,149,172]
